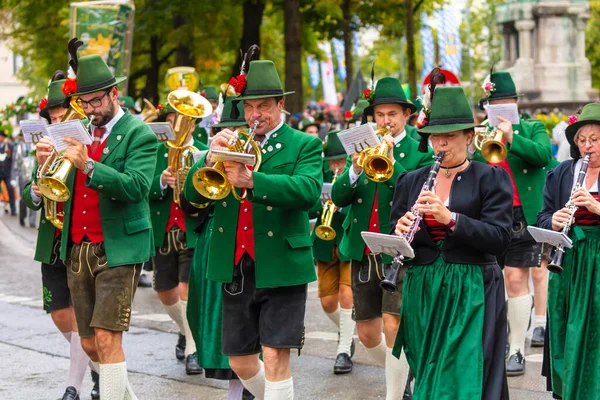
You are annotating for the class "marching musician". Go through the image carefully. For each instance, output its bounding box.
[148,102,207,375]
[309,130,355,374]
[472,71,552,376]
[537,103,600,399]
[331,76,432,399]
[23,71,96,400]
[391,85,513,399]
[184,59,322,399]
[34,52,157,400]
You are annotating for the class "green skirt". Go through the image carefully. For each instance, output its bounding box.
[393,255,485,400]
[186,216,231,374]
[548,226,600,399]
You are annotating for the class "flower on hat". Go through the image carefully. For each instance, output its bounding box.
[361,89,374,103]
[156,103,166,115]
[344,110,353,120]
[39,98,48,111]
[228,74,247,95]
[482,75,496,98]
[568,115,578,125]
[62,78,77,97]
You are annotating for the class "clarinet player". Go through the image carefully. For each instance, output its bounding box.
[389,85,513,399]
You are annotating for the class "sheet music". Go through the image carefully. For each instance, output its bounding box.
[45,120,92,153]
[147,122,176,142]
[361,232,415,258]
[321,183,333,201]
[210,149,256,166]
[486,103,520,127]
[19,119,48,144]
[192,150,208,164]
[527,227,573,248]
[337,124,380,155]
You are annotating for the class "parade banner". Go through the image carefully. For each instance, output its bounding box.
[307,56,321,89]
[419,13,435,80]
[318,42,338,106]
[435,8,462,75]
[70,1,135,92]
[332,38,347,81]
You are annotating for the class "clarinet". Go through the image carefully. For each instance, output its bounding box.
[381,152,445,292]
[547,152,591,274]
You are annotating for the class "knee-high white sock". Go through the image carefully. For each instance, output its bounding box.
[239,361,265,400]
[507,294,532,357]
[67,331,89,391]
[364,335,387,367]
[100,362,127,400]
[181,300,196,357]
[228,379,245,400]
[61,331,72,343]
[265,377,294,400]
[325,307,340,328]
[337,308,355,355]
[163,300,187,335]
[385,347,409,400]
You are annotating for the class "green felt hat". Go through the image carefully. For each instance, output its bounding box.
[323,130,346,160]
[565,103,600,148]
[214,96,246,127]
[365,77,417,115]
[119,96,136,110]
[72,55,127,96]
[352,99,370,119]
[484,71,522,101]
[236,60,294,101]
[418,86,476,136]
[202,86,219,101]
[412,97,423,114]
[40,79,68,120]
[300,117,319,132]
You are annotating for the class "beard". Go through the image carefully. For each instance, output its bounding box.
[88,100,116,127]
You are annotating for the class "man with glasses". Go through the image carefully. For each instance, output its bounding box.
[35,52,157,400]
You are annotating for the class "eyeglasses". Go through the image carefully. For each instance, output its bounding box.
[575,136,600,146]
[76,89,111,109]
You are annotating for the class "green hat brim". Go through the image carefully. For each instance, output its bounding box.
[72,76,127,96]
[39,99,67,120]
[483,93,524,102]
[302,123,320,132]
[236,91,295,101]
[418,122,477,135]
[365,98,417,116]
[323,153,347,161]
[214,120,247,128]
[565,120,600,147]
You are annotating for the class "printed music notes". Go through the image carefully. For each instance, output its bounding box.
[19,119,49,144]
[148,122,176,142]
[361,232,416,259]
[45,120,92,153]
[485,103,520,127]
[337,124,380,155]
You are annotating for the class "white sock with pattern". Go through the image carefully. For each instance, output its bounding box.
[239,361,265,400]
[163,300,186,335]
[181,300,196,357]
[265,377,294,400]
[385,347,409,400]
[364,336,387,367]
[68,331,89,391]
[325,307,340,329]
[507,294,532,357]
[337,308,354,355]
[99,362,127,400]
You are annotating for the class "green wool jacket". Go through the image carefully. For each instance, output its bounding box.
[406,124,421,142]
[473,119,552,225]
[332,135,433,263]
[149,139,208,248]
[22,161,58,264]
[309,165,350,263]
[193,125,209,145]
[57,111,158,266]
[184,123,323,288]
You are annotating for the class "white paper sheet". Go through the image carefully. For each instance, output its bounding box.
[147,122,176,142]
[486,103,520,127]
[361,232,415,258]
[45,120,92,153]
[337,124,380,155]
[19,119,48,144]
[192,150,208,164]
[527,226,573,248]
[321,182,333,201]
[210,149,256,166]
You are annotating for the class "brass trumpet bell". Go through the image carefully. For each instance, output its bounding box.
[315,224,336,241]
[475,129,507,163]
[357,127,394,182]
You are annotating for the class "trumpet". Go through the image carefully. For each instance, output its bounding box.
[474,120,507,163]
[37,98,89,202]
[547,152,591,274]
[381,151,445,292]
[315,169,339,241]
[357,127,394,182]
[192,120,262,202]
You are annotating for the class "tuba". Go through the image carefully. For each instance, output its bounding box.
[474,120,507,163]
[165,90,213,204]
[37,97,87,202]
[357,127,394,182]
[141,99,159,122]
[315,170,339,241]
[192,120,261,202]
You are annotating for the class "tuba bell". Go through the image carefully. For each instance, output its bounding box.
[357,127,394,182]
[315,170,339,241]
[165,89,213,204]
[37,97,87,202]
[474,120,507,163]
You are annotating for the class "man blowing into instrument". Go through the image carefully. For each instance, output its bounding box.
[184,59,323,400]
[34,46,157,400]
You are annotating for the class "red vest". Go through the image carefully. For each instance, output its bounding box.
[364,187,380,255]
[166,201,186,232]
[70,141,107,244]
[234,197,255,264]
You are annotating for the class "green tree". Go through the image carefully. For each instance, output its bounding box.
[586,0,600,89]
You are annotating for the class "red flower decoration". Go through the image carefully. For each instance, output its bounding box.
[361,89,374,103]
[344,110,353,120]
[39,98,48,110]
[61,78,77,96]
[229,74,247,95]
[568,115,578,125]
[201,93,207,98]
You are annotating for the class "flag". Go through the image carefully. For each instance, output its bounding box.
[307,56,320,89]
[332,38,347,81]
[318,42,338,106]
[420,13,435,80]
[435,8,462,75]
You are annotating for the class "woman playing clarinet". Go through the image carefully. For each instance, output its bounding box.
[538,103,600,400]
[390,80,513,400]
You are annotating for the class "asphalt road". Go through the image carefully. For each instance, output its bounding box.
[0,210,551,399]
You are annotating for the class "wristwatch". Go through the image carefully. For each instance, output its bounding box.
[82,159,95,176]
[447,212,458,229]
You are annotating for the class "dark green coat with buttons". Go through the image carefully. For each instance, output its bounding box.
[331,135,433,263]
[184,123,323,288]
[57,111,158,267]
[148,139,208,248]
[473,119,552,225]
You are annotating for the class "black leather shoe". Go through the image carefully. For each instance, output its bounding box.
[531,326,545,347]
[90,370,100,399]
[403,370,414,400]
[333,353,353,374]
[176,334,186,360]
[507,349,525,376]
[185,354,203,375]
[62,386,80,400]
[138,273,152,288]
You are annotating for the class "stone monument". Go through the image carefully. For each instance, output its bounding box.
[496,0,598,111]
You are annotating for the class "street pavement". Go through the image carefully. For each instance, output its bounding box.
[0,210,551,399]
